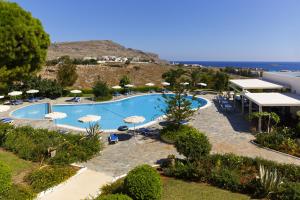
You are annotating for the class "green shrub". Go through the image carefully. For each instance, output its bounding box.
[256,132,285,149]
[2,125,102,165]
[0,123,13,146]
[160,125,191,144]
[124,165,162,200]
[49,133,102,165]
[131,86,160,93]
[210,168,241,192]
[162,159,202,181]
[277,182,300,200]
[1,184,36,200]
[93,80,112,100]
[10,76,63,99]
[101,178,125,195]
[174,128,211,161]
[0,161,11,195]
[96,194,132,200]
[26,165,77,192]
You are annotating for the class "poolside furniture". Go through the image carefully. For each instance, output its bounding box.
[0,118,14,124]
[108,133,119,144]
[113,91,121,97]
[27,97,38,103]
[67,97,81,102]
[118,125,128,131]
[10,99,23,105]
[179,120,189,125]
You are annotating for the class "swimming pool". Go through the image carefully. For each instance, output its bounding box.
[11,94,209,130]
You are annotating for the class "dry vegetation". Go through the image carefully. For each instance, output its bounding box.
[39,63,175,88]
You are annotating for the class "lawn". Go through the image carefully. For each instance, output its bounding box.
[0,149,37,183]
[162,177,250,200]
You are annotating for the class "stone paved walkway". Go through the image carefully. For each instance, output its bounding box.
[191,95,300,165]
[83,133,179,177]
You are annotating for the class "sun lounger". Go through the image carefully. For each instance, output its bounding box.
[10,100,23,105]
[118,125,128,131]
[108,133,119,144]
[179,120,189,125]
[67,97,81,102]
[0,118,14,124]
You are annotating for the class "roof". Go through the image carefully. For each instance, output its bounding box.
[264,71,300,78]
[244,92,300,107]
[229,79,284,90]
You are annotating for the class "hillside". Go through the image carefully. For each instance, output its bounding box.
[39,63,174,88]
[47,40,164,63]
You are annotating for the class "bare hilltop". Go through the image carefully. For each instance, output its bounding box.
[41,40,173,88]
[47,40,164,63]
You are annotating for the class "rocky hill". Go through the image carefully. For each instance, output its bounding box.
[47,40,164,63]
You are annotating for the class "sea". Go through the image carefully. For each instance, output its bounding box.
[173,61,300,71]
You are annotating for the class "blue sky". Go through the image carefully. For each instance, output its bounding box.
[11,0,300,61]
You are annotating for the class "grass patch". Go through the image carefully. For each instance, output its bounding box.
[161,177,250,200]
[0,149,36,179]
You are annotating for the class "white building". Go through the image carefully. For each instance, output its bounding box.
[263,72,300,95]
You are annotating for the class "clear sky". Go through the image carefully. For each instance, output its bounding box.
[11,0,300,61]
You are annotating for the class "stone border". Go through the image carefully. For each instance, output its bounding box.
[250,140,300,161]
[9,93,212,133]
[36,163,87,199]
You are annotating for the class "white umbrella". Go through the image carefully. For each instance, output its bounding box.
[162,82,170,86]
[112,85,122,89]
[145,83,155,87]
[0,105,10,112]
[26,89,39,94]
[180,82,189,86]
[78,115,101,123]
[124,84,134,88]
[0,96,4,99]
[124,115,145,135]
[197,83,207,87]
[45,112,67,120]
[70,90,82,94]
[8,91,22,96]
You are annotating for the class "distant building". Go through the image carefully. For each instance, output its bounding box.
[263,72,300,95]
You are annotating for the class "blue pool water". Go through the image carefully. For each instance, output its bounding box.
[11,94,207,130]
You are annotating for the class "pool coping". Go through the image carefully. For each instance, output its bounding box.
[9,93,212,132]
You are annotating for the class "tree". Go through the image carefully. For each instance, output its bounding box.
[93,80,111,98]
[162,68,187,87]
[213,72,229,91]
[0,1,50,91]
[250,112,280,133]
[56,56,78,87]
[190,69,202,88]
[161,84,196,127]
[174,128,211,161]
[119,75,131,88]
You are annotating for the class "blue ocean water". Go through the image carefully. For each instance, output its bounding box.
[174,61,300,71]
[11,94,207,130]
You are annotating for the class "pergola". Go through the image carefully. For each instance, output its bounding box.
[244,92,300,132]
[229,79,285,113]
